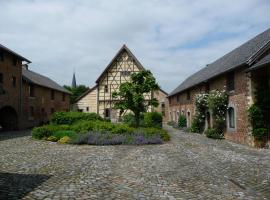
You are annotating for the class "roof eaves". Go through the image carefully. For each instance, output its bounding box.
[0,44,31,63]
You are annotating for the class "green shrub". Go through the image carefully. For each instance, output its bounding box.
[122,113,136,126]
[178,114,187,128]
[71,120,96,133]
[252,128,268,140]
[167,121,175,126]
[92,121,115,132]
[32,124,70,139]
[47,136,58,142]
[138,127,170,141]
[111,124,135,134]
[52,130,77,140]
[51,112,103,125]
[122,113,144,127]
[248,104,268,140]
[58,136,71,144]
[143,112,163,129]
[190,117,203,133]
[205,128,223,139]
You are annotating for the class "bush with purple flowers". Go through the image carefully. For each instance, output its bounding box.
[70,131,163,145]
[32,111,170,145]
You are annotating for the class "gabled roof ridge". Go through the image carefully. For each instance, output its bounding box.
[95,44,145,83]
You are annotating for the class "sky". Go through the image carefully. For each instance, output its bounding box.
[1,0,270,93]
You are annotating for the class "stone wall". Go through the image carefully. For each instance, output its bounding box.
[21,81,70,128]
[168,67,252,146]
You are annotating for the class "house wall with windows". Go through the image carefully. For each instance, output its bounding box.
[168,68,251,145]
[21,80,70,128]
[74,45,169,122]
[0,46,27,130]
[0,44,70,130]
[75,86,97,113]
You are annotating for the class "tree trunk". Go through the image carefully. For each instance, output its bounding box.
[134,112,140,127]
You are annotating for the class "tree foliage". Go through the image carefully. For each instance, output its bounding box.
[112,70,160,127]
[64,85,89,104]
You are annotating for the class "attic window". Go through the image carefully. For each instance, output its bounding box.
[176,95,180,103]
[121,71,131,76]
[29,84,35,97]
[12,57,17,66]
[186,90,190,100]
[104,85,108,93]
[227,72,235,92]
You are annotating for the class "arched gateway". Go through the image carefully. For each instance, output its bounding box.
[0,106,18,131]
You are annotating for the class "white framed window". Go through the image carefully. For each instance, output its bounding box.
[227,106,236,131]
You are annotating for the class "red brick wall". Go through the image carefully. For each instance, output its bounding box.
[21,81,70,128]
[0,50,23,118]
[168,67,251,145]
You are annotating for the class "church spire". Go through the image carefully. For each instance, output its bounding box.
[72,71,77,88]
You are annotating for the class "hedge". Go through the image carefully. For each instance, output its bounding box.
[51,112,103,125]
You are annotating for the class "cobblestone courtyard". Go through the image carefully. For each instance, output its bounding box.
[0,125,269,200]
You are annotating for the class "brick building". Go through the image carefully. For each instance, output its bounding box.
[168,28,270,147]
[75,45,169,122]
[0,44,70,130]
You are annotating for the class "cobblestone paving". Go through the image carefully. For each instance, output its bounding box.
[0,126,270,200]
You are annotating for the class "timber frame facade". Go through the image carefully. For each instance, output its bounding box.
[75,45,169,122]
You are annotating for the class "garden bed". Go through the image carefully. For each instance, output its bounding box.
[32,112,170,145]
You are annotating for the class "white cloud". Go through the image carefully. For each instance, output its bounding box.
[0,0,270,92]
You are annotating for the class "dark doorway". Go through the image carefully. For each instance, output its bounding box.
[0,106,18,131]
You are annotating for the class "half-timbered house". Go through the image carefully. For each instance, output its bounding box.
[75,45,169,122]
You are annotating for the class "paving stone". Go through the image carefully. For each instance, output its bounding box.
[0,126,269,199]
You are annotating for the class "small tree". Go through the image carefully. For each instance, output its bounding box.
[112,70,160,127]
[64,85,89,104]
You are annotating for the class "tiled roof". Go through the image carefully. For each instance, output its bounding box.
[249,53,270,71]
[169,28,270,96]
[22,68,71,94]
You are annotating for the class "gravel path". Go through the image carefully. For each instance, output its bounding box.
[0,126,269,200]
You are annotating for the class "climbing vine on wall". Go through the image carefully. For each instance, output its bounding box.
[191,90,228,137]
[191,93,208,133]
[248,76,270,141]
[207,90,228,134]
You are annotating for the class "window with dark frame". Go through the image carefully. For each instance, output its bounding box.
[51,108,55,114]
[12,76,16,87]
[176,95,180,103]
[104,85,108,93]
[187,90,190,100]
[0,51,4,61]
[29,84,34,97]
[12,57,17,66]
[105,108,110,118]
[121,71,131,76]
[228,107,235,128]
[62,93,65,102]
[227,72,235,92]
[205,83,210,93]
[30,106,34,118]
[51,90,55,100]
[0,73,3,83]
[86,107,89,111]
